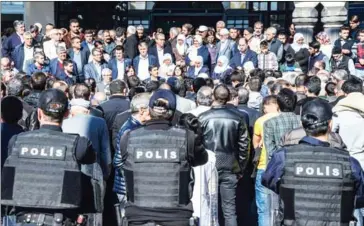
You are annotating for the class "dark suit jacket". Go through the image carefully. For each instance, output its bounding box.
[49,58,79,79]
[186,65,210,78]
[81,40,94,52]
[124,35,138,60]
[185,45,211,67]
[57,71,75,85]
[68,47,90,81]
[132,55,158,76]
[2,33,22,57]
[229,49,258,69]
[84,61,109,82]
[11,43,26,72]
[107,57,132,81]
[334,38,355,57]
[148,45,175,65]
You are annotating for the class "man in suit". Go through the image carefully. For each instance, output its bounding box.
[230,37,258,69]
[84,48,109,83]
[11,31,34,73]
[2,20,25,58]
[148,33,174,66]
[133,42,158,83]
[107,45,132,81]
[124,26,138,60]
[82,29,95,54]
[68,36,90,83]
[49,46,79,79]
[216,28,237,60]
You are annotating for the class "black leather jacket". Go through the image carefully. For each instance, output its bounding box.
[23,90,42,108]
[199,105,250,174]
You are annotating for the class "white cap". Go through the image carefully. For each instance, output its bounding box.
[198,25,208,32]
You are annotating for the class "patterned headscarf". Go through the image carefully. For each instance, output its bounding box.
[316,32,331,45]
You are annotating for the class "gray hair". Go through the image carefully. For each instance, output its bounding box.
[131,92,151,114]
[216,20,225,27]
[170,27,179,37]
[267,27,277,35]
[127,26,136,35]
[56,46,67,54]
[137,25,144,30]
[238,87,249,104]
[13,20,25,29]
[196,86,213,106]
[332,69,348,81]
[220,28,229,36]
[101,68,112,76]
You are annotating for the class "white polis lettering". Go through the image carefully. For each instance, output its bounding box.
[19,146,66,160]
[294,162,343,178]
[134,148,179,162]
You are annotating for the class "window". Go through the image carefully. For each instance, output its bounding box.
[227,16,249,29]
[128,17,149,29]
[253,2,267,11]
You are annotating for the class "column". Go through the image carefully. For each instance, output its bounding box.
[292,2,319,43]
[321,2,348,43]
[24,2,55,29]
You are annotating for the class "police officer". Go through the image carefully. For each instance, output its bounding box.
[1,89,97,226]
[118,89,208,226]
[262,99,364,226]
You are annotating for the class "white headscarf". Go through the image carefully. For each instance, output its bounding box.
[162,53,173,66]
[290,33,309,53]
[176,34,187,56]
[243,61,255,76]
[194,56,204,76]
[214,55,229,74]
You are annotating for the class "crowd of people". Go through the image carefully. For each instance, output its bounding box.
[1,14,364,226]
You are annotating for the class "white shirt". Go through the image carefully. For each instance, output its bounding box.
[23,46,34,72]
[116,59,125,80]
[157,47,164,66]
[138,55,150,81]
[87,43,95,52]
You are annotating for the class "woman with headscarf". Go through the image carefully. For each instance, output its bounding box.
[186,55,209,78]
[186,35,211,68]
[172,34,188,67]
[287,33,310,73]
[316,31,333,60]
[158,53,176,79]
[211,55,233,83]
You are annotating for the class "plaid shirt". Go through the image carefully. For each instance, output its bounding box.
[263,112,301,159]
[258,51,279,70]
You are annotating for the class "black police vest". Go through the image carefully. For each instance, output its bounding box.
[123,126,192,209]
[280,144,355,226]
[1,129,83,209]
[331,55,351,75]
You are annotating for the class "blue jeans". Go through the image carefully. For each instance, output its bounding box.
[354,208,364,226]
[255,169,269,226]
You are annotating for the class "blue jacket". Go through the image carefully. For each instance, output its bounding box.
[49,58,79,79]
[262,136,364,197]
[148,45,175,65]
[84,61,109,83]
[132,55,158,76]
[67,47,90,77]
[57,71,75,85]
[113,116,142,194]
[81,40,94,52]
[185,45,211,67]
[108,57,132,80]
[229,49,258,69]
[186,65,210,78]
[11,43,26,72]
[2,33,22,57]
[27,63,51,76]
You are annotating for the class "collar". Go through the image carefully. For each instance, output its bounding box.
[145,119,172,126]
[299,136,330,147]
[116,58,124,63]
[39,124,63,132]
[140,54,148,60]
[109,95,128,100]
[93,61,101,66]
[130,115,142,126]
[157,46,164,51]
[313,52,322,57]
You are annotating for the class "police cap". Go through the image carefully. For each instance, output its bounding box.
[38,88,68,117]
[301,98,332,128]
[149,89,176,111]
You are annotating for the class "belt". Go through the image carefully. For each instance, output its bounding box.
[16,213,71,226]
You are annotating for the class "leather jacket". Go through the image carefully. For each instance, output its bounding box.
[23,90,42,108]
[199,105,250,174]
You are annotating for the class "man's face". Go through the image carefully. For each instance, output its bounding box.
[139,46,147,56]
[359,32,364,43]
[229,29,239,40]
[243,30,252,41]
[261,47,268,54]
[93,50,103,62]
[216,23,224,33]
[24,36,33,47]
[332,53,342,62]
[289,24,295,36]
[58,51,67,61]
[156,35,165,47]
[308,47,317,56]
[103,73,112,83]
[64,64,73,73]
[238,39,248,53]
[220,33,229,41]
[199,30,207,38]
[137,29,144,38]
[103,32,111,43]
[72,38,81,49]
[70,22,80,34]
[182,27,188,36]
[52,31,62,41]
[340,30,349,40]
[150,67,158,77]
[85,33,93,43]
[109,30,116,39]
[36,55,45,65]
[45,25,54,34]
[278,34,286,44]
[115,50,123,60]
[350,20,360,30]
[266,31,275,41]
[16,24,25,35]
[254,25,263,35]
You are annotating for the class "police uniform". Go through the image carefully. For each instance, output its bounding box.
[262,99,364,226]
[1,89,98,226]
[118,89,207,226]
